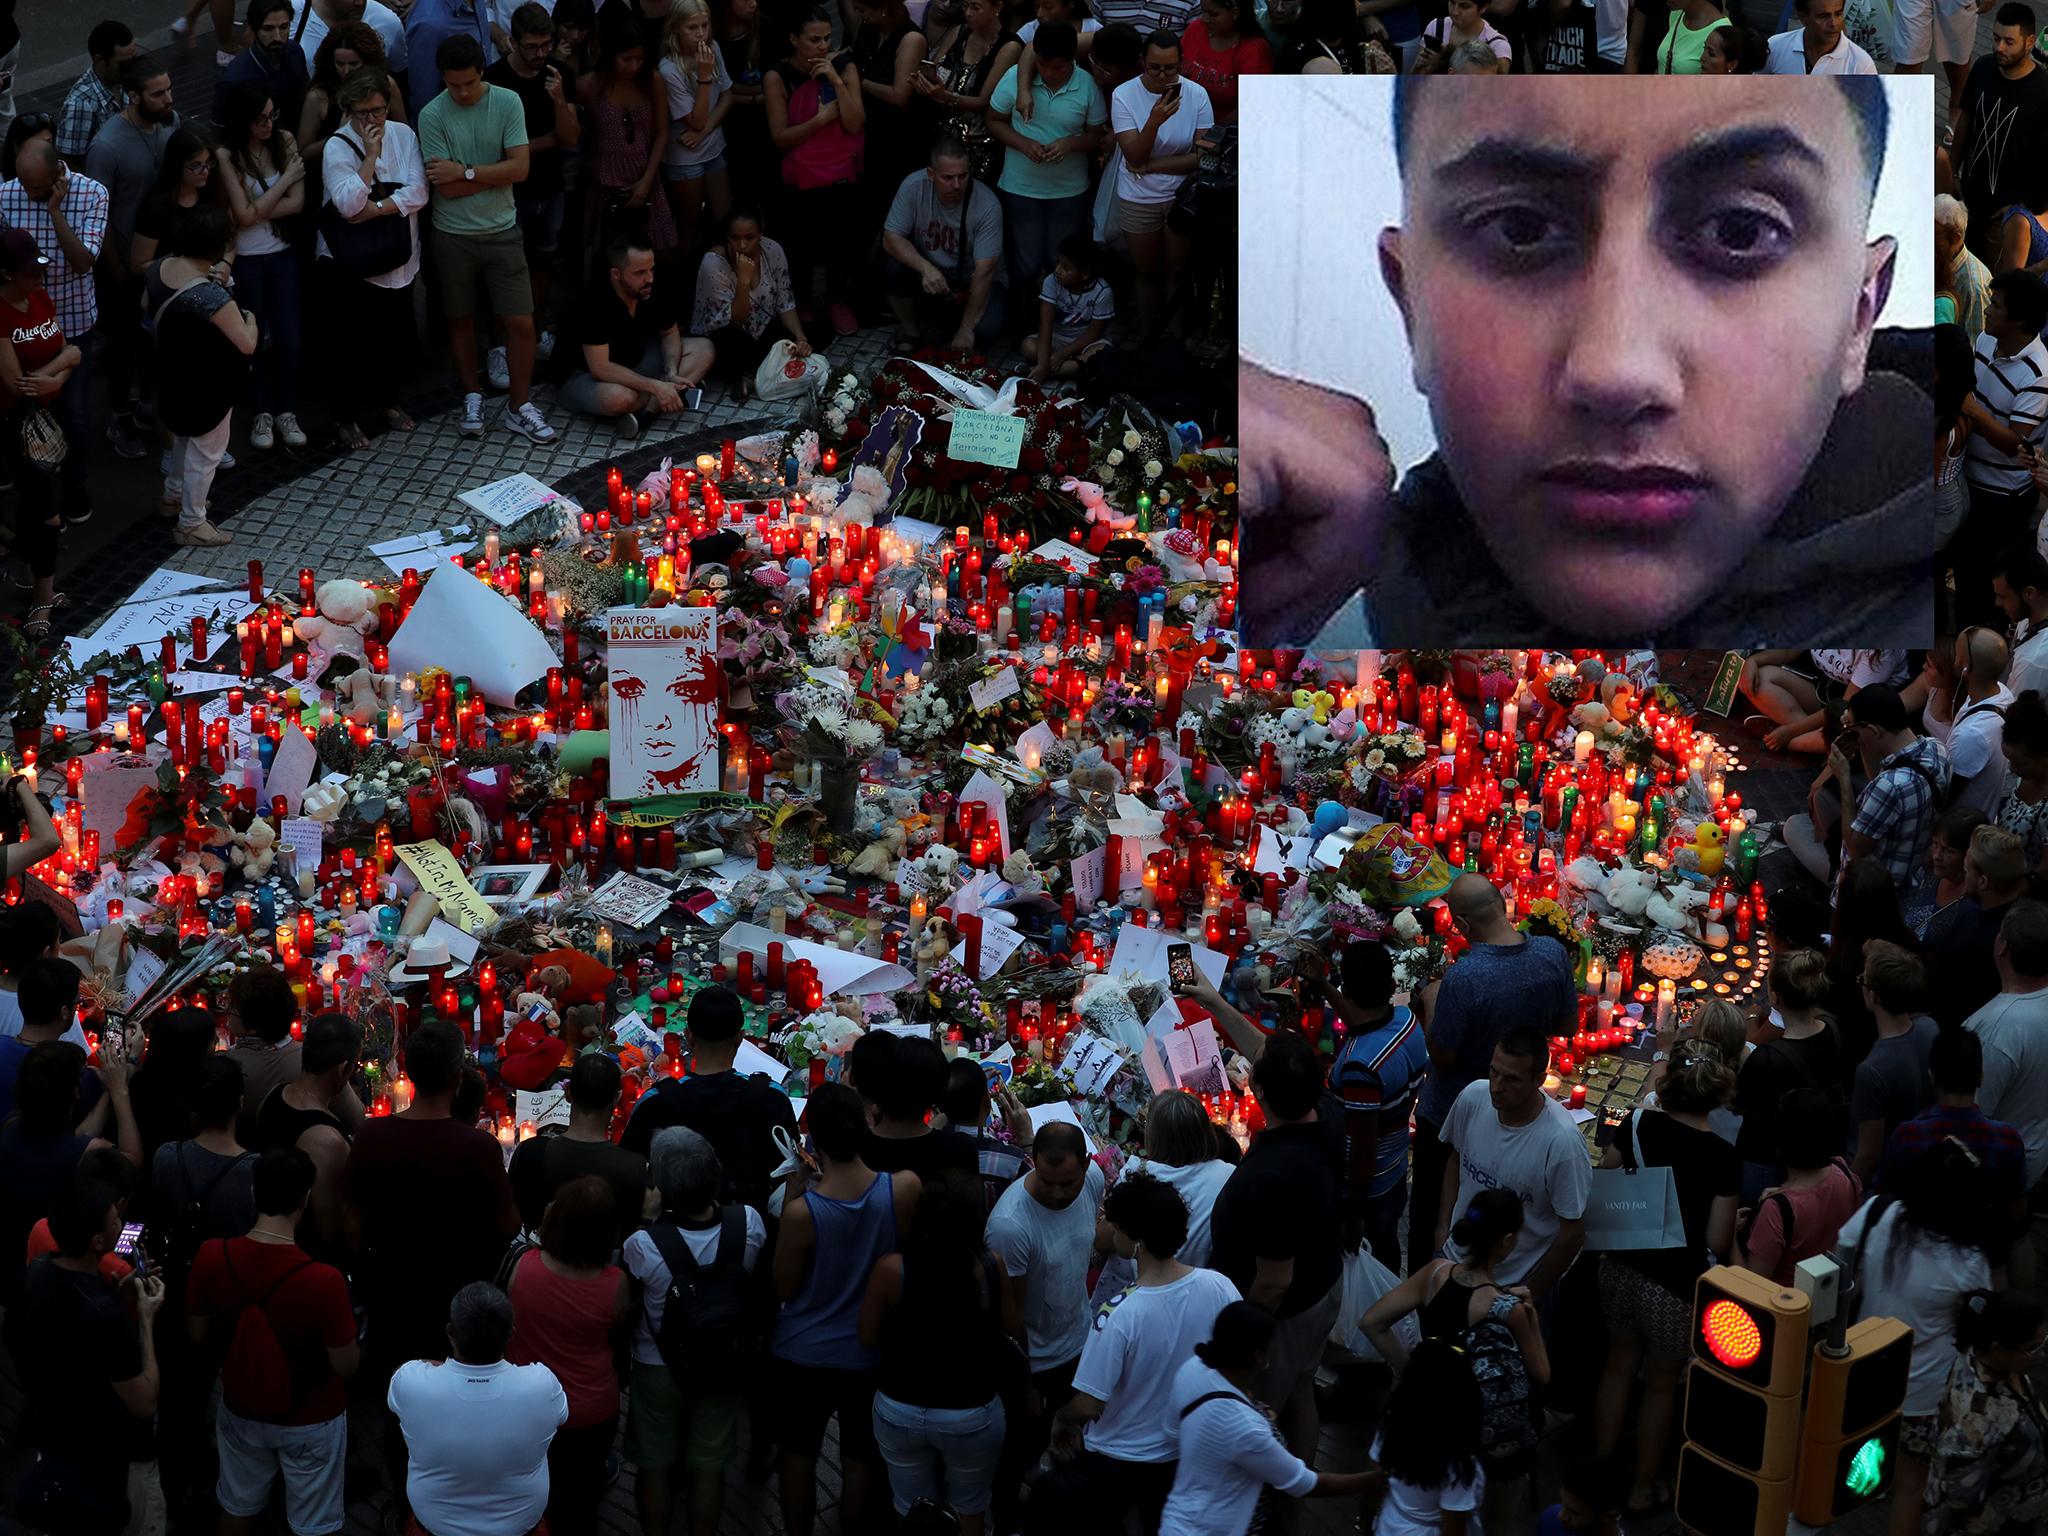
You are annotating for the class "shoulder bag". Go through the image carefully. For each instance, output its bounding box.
[1582,1108,1687,1251]
[317,129,414,279]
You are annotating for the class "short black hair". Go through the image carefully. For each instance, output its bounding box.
[245,0,293,29]
[1056,231,1101,275]
[1142,26,1181,54]
[437,32,487,73]
[1338,940,1394,1008]
[1497,1022,1550,1068]
[301,1012,361,1076]
[852,1031,949,1121]
[569,1051,622,1110]
[2001,898,2048,975]
[18,957,79,1031]
[1996,0,2036,28]
[805,1081,868,1163]
[1994,268,2048,334]
[1391,75,1889,203]
[688,984,743,1043]
[940,1057,990,1127]
[606,231,654,272]
[118,52,170,94]
[1845,681,1908,733]
[1251,1028,1323,1120]
[1929,1023,1982,1095]
[88,19,135,58]
[0,903,60,975]
[47,1178,120,1257]
[509,1,554,36]
[403,1020,467,1096]
[1092,20,1143,71]
[191,1054,247,1130]
[254,1146,317,1215]
[1103,1171,1189,1255]
[1997,542,2048,598]
[230,966,300,1045]
[1034,19,1079,58]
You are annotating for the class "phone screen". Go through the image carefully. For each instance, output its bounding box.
[1167,942,1197,990]
[114,1222,144,1260]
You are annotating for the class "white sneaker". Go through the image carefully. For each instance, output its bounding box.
[486,346,511,392]
[504,401,557,444]
[220,448,236,470]
[276,413,306,448]
[460,393,485,438]
[536,330,555,363]
[250,412,275,450]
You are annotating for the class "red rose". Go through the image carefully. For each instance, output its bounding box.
[1021,447,1047,472]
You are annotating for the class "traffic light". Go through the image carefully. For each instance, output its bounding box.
[1675,1267,1811,1536]
[1793,1317,1914,1524]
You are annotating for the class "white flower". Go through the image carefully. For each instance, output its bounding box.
[1363,748,1387,770]
[1122,429,1141,450]
[844,720,883,755]
[813,705,850,739]
[1144,460,1163,480]
[1107,449,1124,466]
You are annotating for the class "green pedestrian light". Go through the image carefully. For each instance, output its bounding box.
[1844,1438,1885,1498]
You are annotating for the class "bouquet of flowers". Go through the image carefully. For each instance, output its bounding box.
[894,683,958,746]
[822,372,868,439]
[1090,402,1178,498]
[1348,728,1429,796]
[778,679,886,760]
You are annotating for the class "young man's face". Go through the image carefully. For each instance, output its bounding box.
[1381,80,1893,633]
[1800,0,1844,49]
[1994,20,2030,66]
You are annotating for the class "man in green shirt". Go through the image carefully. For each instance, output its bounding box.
[415,32,556,444]
[987,22,1107,304]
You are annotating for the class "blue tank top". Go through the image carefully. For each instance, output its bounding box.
[771,1171,897,1370]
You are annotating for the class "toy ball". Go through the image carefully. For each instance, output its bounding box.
[1313,801,1350,838]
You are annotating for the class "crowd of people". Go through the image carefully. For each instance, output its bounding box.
[0,0,1236,632]
[1,761,2045,1536]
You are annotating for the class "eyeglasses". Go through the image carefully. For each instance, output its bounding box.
[348,104,389,118]
[254,106,277,122]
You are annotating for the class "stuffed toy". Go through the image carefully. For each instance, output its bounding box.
[847,821,908,879]
[1149,526,1224,583]
[296,579,378,678]
[795,863,848,897]
[1063,477,1134,549]
[1645,883,1709,936]
[230,819,278,880]
[1066,747,1122,805]
[330,658,381,725]
[523,953,614,1005]
[913,913,959,989]
[1001,849,1044,896]
[1602,864,1659,921]
[497,1011,569,1090]
[836,464,894,525]
[914,843,961,896]
[514,964,568,1033]
[1601,672,1637,724]
[1571,700,1614,739]
[1292,688,1337,726]
[1686,822,1726,878]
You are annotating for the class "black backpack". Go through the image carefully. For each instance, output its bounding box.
[162,1143,255,1295]
[647,1208,758,1394]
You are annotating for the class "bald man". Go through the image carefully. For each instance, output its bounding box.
[1948,627,2015,816]
[1241,76,1931,649]
[1404,871,1579,1273]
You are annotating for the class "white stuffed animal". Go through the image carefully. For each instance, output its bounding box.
[295,579,378,675]
[1148,526,1228,584]
[1645,883,1709,936]
[837,465,893,525]
[1603,864,1658,921]
[915,842,961,895]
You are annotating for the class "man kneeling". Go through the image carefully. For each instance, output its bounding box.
[556,233,714,440]
[882,139,1008,352]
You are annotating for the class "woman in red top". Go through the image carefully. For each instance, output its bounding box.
[506,1174,631,1536]
[1178,0,1271,123]
[0,229,80,640]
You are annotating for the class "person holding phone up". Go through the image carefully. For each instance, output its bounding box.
[1107,30,1209,338]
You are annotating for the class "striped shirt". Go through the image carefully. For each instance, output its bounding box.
[1968,330,2048,493]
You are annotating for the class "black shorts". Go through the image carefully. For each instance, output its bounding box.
[769,1357,880,1461]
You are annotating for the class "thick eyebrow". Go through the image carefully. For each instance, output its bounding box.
[1427,124,1829,193]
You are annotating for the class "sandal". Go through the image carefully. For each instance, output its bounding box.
[335,421,371,450]
[385,407,416,433]
[22,603,55,640]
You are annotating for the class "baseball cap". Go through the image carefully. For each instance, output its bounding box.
[0,228,48,273]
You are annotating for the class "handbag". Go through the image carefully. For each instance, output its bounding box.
[317,130,414,279]
[20,404,65,470]
[1582,1109,1687,1252]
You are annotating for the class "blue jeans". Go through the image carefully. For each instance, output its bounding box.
[1001,189,1089,312]
[871,1392,1006,1516]
[234,249,300,415]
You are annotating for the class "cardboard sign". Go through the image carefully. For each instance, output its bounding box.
[606,607,720,800]
[1057,1033,1127,1098]
[587,871,675,929]
[946,409,1028,469]
[393,840,497,936]
[78,752,160,845]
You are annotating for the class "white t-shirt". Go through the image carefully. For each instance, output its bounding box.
[0,987,90,1048]
[1763,25,1877,70]
[2011,625,2048,701]
[1072,1266,1241,1461]
[293,0,411,72]
[1160,1357,1320,1535]
[1832,1199,1989,1419]
[1441,1079,1592,1287]
[1371,1431,1485,1536]
[1117,1156,1233,1266]
[387,1358,568,1536]
[622,1208,767,1367]
[1811,650,1907,689]
[987,1160,1105,1369]
[1109,75,1213,207]
[1017,15,1103,39]
[1948,686,2016,815]
[657,50,733,170]
[1966,988,2048,1183]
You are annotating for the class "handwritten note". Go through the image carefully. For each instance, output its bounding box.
[946,409,1028,469]
[968,665,1021,715]
[263,725,320,815]
[1069,844,1105,911]
[456,473,559,528]
[393,840,497,936]
[277,818,327,878]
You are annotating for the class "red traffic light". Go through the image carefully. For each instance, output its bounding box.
[1703,1298,1764,1368]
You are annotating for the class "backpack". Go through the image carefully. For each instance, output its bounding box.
[647,1208,758,1394]
[163,1144,255,1293]
[1329,1006,1419,1207]
[216,1241,316,1422]
[1463,1292,1540,1468]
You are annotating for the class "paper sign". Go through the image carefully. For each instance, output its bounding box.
[588,871,675,929]
[1014,720,1056,767]
[1057,1034,1127,1098]
[1030,539,1097,572]
[371,528,477,577]
[719,922,914,997]
[456,472,560,527]
[1252,826,1316,876]
[264,725,320,815]
[1703,651,1745,717]
[516,1086,573,1130]
[950,917,1027,980]
[393,840,497,936]
[606,607,720,800]
[277,818,326,877]
[733,1037,789,1083]
[388,563,558,707]
[957,769,1012,860]
[79,752,159,844]
[123,566,233,605]
[968,665,1021,714]
[1026,1099,1099,1155]
[888,516,946,547]
[1069,844,1105,910]
[945,408,1028,469]
[124,946,167,1006]
[80,590,260,662]
[1162,1011,1227,1097]
[1108,923,1228,989]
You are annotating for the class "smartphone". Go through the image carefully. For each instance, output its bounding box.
[1167,941,1198,991]
[114,1222,145,1264]
[682,387,703,411]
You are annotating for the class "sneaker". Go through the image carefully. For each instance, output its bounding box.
[219,448,236,471]
[276,413,307,448]
[614,411,642,442]
[107,415,147,460]
[250,413,275,451]
[170,14,191,36]
[536,330,555,363]
[504,401,557,444]
[829,302,858,337]
[174,518,233,548]
[460,393,485,438]
[486,346,511,392]
[62,504,92,527]
[214,49,236,66]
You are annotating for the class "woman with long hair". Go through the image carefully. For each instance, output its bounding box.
[1924,1289,2048,1536]
[1361,1188,1547,1533]
[147,204,256,548]
[216,82,306,453]
[1832,1137,1998,1536]
[1635,0,1728,72]
[691,204,812,393]
[659,0,735,262]
[849,0,928,264]
[0,230,79,639]
[764,7,865,336]
[1277,0,1374,70]
[1161,1302,1379,1534]
[131,124,226,270]
[1178,0,1272,122]
[577,10,677,266]
[300,20,409,162]
[859,1169,1020,1536]
[1371,1336,1490,1536]
[1736,1087,1862,1285]
[127,1005,224,1166]
[1826,857,1917,1071]
[918,0,1023,184]
[1914,805,1992,937]
[710,0,773,195]
[1734,947,1844,1203]
[1593,1041,1739,1517]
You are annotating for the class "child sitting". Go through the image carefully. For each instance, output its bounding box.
[1027,232,1115,381]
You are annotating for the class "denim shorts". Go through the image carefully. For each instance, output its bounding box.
[663,152,727,182]
[871,1392,1006,1515]
[215,1395,347,1533]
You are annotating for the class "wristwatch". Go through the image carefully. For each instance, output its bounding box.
[463,164,476,182]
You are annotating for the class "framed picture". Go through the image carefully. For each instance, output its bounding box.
[468,864,552,906]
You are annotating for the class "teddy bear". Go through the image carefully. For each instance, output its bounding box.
[329,657,382,725]
[230,818,279,880]
[836,464,894,525]
[1644,883,1709,936]
[1601,672,1638,724]
[295,578,379,680]
[1570,700,1615,739]
[847,820,908,880]
[514,963,572,1033]
[914,843,961,897]
[1001,849,1044,897]
[1602,864,1659,922]
[1066,746,1122,806]
[913,913,960,990]
[1063,477,1135,548]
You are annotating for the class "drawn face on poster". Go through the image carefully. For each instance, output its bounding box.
[607,607,721,799]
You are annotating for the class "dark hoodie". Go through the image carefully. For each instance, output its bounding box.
[1269,356,1934,648]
